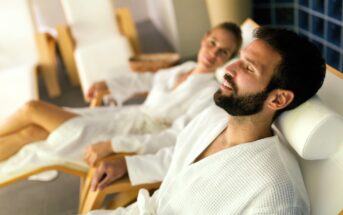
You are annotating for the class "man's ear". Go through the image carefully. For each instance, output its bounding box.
[266,89,294,111]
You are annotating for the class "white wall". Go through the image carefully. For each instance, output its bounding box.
[173,0,211,58]
[113,0,149,22]
[206,0,252,26]
[31,0,66,36]
[146,0,211,59]
[146,0,179,51]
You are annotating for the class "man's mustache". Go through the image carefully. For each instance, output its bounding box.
[223,74,237,93]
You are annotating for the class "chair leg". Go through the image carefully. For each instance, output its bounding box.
[56,24,80,87]
[79,167,96,212]
[35,32,61,97]
[80,189,107,215]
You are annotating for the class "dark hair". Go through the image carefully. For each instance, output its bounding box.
[254,26,326,115]
[214,22,242,58]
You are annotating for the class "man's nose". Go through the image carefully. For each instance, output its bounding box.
[225,60,239,77]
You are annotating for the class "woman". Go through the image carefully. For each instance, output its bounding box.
[0,22,242,167]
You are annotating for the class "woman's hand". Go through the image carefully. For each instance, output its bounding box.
[86,81,109,101]
[91,158,127,191]
[84,141,113,166]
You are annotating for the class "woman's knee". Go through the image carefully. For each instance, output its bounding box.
[20,124,49,139]
[21,100,43,115]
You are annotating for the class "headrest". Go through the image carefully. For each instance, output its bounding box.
[240,18,259,48]
[274,96,343,160]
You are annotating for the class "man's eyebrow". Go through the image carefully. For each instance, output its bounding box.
[239,50,265,72]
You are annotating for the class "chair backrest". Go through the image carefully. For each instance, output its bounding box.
[31,0,66,38]
[60,0,120,47]
[274,67,343,214]
[303,68,343,214]
[0,0,38,67]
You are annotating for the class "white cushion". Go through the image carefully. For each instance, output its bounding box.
[0,0,38,65]
[240,19,258,48]
[0,64,38,120]
[274,95,343,160]
[75,36,133,97]
[61,0,120,47]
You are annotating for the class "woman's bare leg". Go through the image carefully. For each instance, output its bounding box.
[0,100,79,136]
[0,125,49,161]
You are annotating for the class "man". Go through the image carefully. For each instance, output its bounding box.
[89,26,325,214]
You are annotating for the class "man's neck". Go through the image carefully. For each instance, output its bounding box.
[223,113,274,148]
[193,112,274,163]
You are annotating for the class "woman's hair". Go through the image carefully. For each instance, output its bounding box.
[214,22,242,58]
[254,26,326,115]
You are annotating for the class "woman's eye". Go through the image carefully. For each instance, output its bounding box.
[208,39,216,47]
[220,50,229,57]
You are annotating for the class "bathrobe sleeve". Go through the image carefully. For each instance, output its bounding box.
[125,146,174,185]
[105,72,154,106]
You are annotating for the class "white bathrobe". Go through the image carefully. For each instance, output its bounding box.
[90,105,310,215]
[0,62,218,182]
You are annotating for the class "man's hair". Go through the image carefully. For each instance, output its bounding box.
[254,27,326,114]
[214,22,242,58]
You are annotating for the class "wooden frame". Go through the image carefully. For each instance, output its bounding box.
[35,32,61,97]
[78,154,160,215]
[0,163,87,188]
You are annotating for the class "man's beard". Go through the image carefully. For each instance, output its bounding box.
[214,74,269,116]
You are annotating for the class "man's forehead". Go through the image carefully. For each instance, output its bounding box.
[241,39,282,72]
[243,40,281,61]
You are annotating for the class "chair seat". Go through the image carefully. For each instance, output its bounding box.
[0,139,87,187]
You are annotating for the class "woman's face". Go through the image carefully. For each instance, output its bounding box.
[197,28,237,73]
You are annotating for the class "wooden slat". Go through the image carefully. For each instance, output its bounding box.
[115,7,141,55]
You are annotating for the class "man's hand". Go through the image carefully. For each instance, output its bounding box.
[91,158,127,191]
[86,81,109,101]
[84,141,114,166]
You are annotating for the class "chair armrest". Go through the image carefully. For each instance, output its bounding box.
[115,7,141,55]
[79,153,160,214]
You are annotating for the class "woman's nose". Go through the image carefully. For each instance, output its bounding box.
[209,47,220,58]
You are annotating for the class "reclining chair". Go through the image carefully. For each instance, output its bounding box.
[56,0,139,100]
[80,19,343,215]
[0,0,60,120]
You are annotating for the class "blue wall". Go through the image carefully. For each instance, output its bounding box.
[253,0,343,73]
